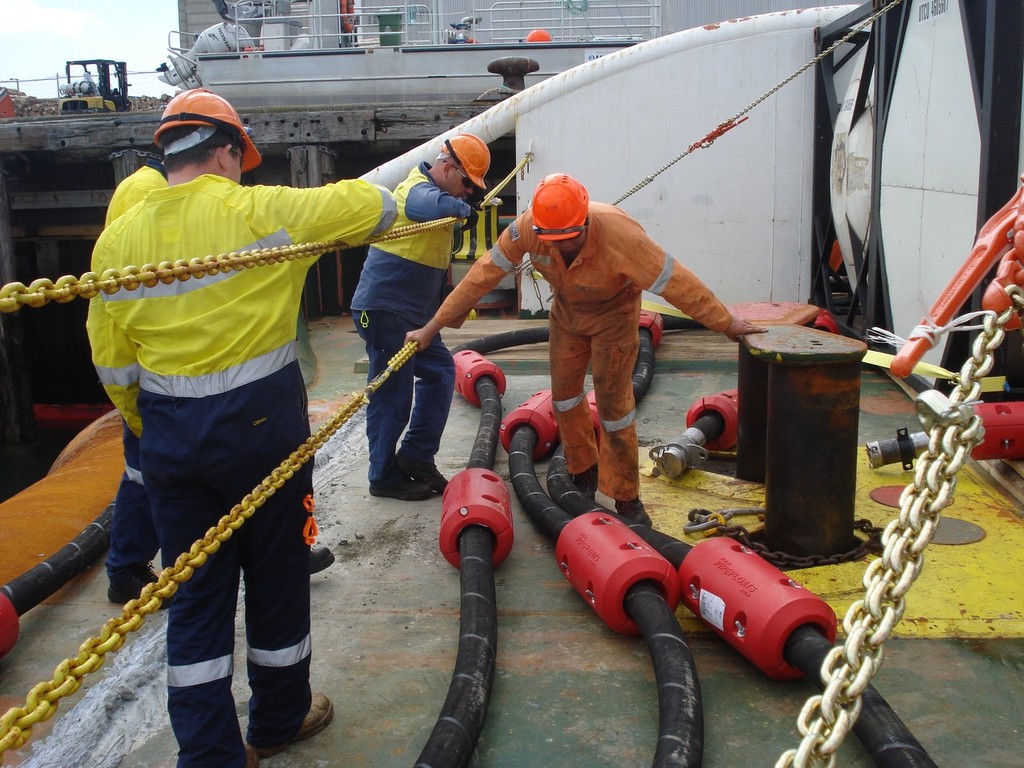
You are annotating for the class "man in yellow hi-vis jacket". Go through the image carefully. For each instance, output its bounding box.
[86,89,396,768]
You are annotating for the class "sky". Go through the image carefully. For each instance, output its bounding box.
[1,0,182,99]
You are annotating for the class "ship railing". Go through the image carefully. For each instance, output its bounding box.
[168,0,659,57]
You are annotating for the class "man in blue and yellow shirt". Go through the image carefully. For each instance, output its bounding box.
[351,134,491,500]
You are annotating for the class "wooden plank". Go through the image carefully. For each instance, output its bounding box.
[0,169,37,443]
[10,190,112,210]
[374,105,495,141]
[10,224,103,238]
[0,103,487,159]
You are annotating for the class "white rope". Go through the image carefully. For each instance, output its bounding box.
[866,310,996,350]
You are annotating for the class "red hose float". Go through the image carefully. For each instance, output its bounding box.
[677,537,836,680]
[0,592,19,660]
[500,390,559,459]
[813,309,840,334]
[685,388,739,451]
[971,401,1024,460]
[453,349,507,407]
[555,512,680,635]
[639,309,664,348]
[439,468,514,568]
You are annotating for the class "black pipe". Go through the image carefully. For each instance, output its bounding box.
[784,626,938,768]
[508,428,572,543]
[689,411,726,445]
[415,373,505,768]
[624,581,704,768]
[466,377,503,471]
[451,326,550,356]
[509,423,703,768]
[660,316,705,332]
[633,327,657,403]
[1,505,114,616]
[550,456,935,768]
[414,525,498,768]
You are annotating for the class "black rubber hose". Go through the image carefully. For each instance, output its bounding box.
[783,626,938,768]
[633,327,657,403]
[1,504,114,616]
[511,426,704,768]
[688,411,726,445]
[414,525,498,768]
[416,373,505,767]
[466,377,503,471]
[451,326,551,356]
[660,316,704,332]
[507,427,572,543]
[624,581,704,768]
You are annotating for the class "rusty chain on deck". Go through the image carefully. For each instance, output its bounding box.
[776,288,1024,767]
[0,341,417,758]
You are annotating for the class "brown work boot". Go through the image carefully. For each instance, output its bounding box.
[244,745,260,767]
[247,692,334,758]
[569,464,598,499]
[615,497,652,527]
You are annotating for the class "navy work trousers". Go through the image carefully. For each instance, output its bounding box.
[354,310,455,486]
[139,361,313,768]
[105,421,160,582]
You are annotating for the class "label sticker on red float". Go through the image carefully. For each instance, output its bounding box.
[698,589,726,631]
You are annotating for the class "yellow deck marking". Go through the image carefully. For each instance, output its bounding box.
[642,451,1024,638]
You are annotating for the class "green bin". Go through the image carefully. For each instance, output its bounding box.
[377,9,403,47]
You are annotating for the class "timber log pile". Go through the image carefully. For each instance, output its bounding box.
[8,91,169,118]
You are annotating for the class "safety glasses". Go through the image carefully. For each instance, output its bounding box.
[444,139,476,190]
[532,221,588,237]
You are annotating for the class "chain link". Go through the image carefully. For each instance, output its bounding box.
[0,151,538,316]
[776,290,1023,768]
[690,514,883,570]
[0,342,417,758]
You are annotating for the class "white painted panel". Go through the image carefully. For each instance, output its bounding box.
[880,0,980,372]
[364,7,859,309]
[512,18,827,306]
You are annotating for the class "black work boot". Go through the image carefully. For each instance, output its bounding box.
[395,454,448,494]
[569,464,598,499]
[310,546,335,574]
[108,562,172,607]
[369,477,433,501]
[615,497,652,527]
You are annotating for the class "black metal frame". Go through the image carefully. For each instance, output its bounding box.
[808,0,1023,386]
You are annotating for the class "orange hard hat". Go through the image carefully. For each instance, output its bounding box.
[526,29,552,42]
[441,134,491,190]
[154,88,261,172]
[531,173,589,240]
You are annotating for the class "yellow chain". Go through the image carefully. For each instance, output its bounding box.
[0,342,417,758]
[0,219,463,314]
[776,290,1023,768]
[0,151,535,316]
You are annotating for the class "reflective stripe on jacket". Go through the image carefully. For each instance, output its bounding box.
[88,174,396,433]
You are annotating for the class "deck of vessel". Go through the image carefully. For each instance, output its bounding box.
[2,317,1023,768]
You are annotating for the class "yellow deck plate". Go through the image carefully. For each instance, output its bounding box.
[641,450,1024,638]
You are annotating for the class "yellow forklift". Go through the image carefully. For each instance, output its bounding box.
[58,60,130,114]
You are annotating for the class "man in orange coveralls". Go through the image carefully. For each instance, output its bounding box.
[406,173,763,525]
